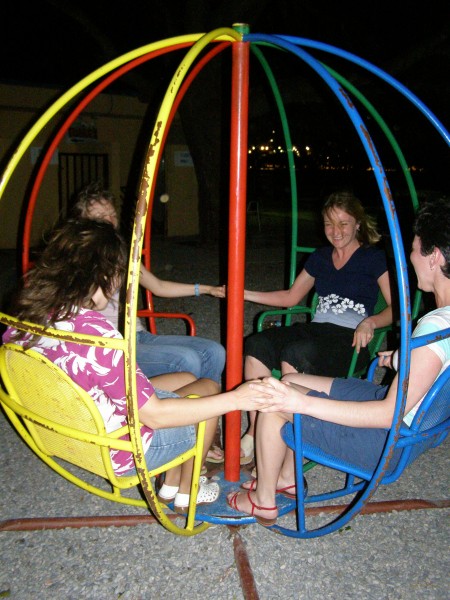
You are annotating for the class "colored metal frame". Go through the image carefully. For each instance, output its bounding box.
[0,26,448,535]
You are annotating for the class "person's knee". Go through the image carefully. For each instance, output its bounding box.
[209,341,226,364]
[280,361,298,376]
[181,372,197,385]
[281,372,297,384]
[203,378,221,395]
[245,355,262,368]
[204,342,226,377]
[176,350,203,378]
[244,355,269,379]
[190,378,220,397]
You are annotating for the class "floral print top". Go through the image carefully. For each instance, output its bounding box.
[3,308,155,475]
[305,246,388,329]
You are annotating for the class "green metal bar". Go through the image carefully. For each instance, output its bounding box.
[250,46,299,289]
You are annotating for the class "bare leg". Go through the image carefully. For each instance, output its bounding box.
[227,411,292,520]
[205,418,224,462]
[280,360,298,375]
[150,372,196,392]
[282,372,334,395]
[175,377,220,398]
[243,355,272,439]
[163,465,182,487]
[244,355,272,380]
[177,416,218,493]
[164,379,220,491]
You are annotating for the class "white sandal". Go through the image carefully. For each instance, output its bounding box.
[174,477,220,514]
[240,433,254,465]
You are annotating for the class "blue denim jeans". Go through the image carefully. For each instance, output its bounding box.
[136,330,225,383]
[122,388,196,476]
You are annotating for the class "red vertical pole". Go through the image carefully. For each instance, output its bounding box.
[225,26,250,481]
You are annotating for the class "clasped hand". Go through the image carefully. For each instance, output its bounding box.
[247,377,306,413]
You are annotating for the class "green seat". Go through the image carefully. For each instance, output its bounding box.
[256,290,390,380]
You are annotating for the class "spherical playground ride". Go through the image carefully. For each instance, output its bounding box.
[0,25,449,537]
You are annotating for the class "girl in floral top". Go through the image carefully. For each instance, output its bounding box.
[3,219,274,513]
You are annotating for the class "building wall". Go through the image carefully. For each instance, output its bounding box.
[0,83,199,250]
[165,145,199,237]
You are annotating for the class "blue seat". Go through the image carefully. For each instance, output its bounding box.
[273,327,450,538]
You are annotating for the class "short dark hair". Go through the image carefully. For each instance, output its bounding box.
[414,197,450,279]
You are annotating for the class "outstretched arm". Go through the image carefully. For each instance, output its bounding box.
[139,264,225,298]
[243,269,315,308]
[252,343,442,429]
[138,380,276,429]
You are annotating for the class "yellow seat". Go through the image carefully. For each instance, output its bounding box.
[0,342,208,536]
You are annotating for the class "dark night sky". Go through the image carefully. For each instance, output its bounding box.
[2,1,449,196]
[3,1,449,102]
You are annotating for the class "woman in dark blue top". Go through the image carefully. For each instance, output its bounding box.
[239,191,393,463]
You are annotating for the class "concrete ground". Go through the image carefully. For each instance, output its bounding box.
[0,217,449,599]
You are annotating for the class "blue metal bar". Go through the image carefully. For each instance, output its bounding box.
[243,32,414,537]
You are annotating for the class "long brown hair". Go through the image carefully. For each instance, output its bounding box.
[322,191,381,245]
[11,218,127,340]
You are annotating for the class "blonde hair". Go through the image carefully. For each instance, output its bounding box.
[322,191,381,245]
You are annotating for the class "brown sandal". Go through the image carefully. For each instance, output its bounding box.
[227,491,277,527]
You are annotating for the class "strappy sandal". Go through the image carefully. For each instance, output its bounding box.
[174,478,220,514]
[241,478,308,499]
[227,491,277,527]
[240,433,254,465]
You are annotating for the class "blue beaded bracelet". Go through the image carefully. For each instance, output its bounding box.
[194,283,200,297]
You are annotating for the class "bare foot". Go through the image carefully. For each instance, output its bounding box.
[205,445,224,463]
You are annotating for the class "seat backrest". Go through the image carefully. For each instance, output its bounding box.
[411,368,450,433]
[396,365,450,470]
[0,344,114,479]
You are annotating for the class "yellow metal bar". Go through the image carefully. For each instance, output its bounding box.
[0,312,127,352]
[124,28,241,535]
[0,34,213,201]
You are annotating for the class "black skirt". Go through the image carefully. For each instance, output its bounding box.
[244,322,369,376]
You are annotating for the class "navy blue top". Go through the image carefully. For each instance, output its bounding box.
[304,245,387,329]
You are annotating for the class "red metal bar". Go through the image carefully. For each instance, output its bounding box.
[142,42,230,333]
[21,44,193,275]
[225,34,250,481]
[2,498,448,531]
